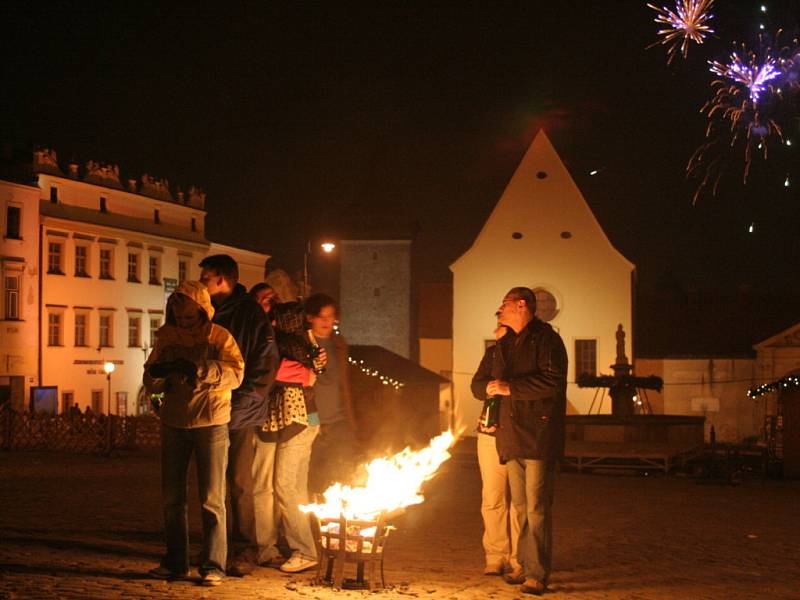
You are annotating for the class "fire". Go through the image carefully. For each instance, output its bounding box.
[301,430,458,521]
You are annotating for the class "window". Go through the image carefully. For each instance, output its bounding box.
[4,275,19,320]
[61,391,74,415]
[74,313,88,347]
[533,288,559,322]
[47,241,64,274]
[190,217,196,232]
[154,209,160,224]
[99,248,113,279]
[91,389,104,413]
[6,205,21,239]
[178,260,187,283]
[74,245,89,277]
[116,392,128,417]
[99,313,113,347]
[149,256,160,284]
[128,315,141,347]
[149,316,161,346]
[50,187,58,203]
[127,253,140,282]
[47,312,63,346]
[575,339,597,378]
[99,197,107,213]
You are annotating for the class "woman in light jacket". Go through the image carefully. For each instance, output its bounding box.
[144,281,244,586]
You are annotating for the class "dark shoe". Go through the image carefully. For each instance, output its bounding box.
[503,568,526,585]
[520,578,547,595]
[148,566,187,581]
[227,556,255,577]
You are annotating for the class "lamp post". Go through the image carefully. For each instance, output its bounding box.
[303,240,336,298]
[103,361,115,414]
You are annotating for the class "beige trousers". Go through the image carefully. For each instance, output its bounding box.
[477,433,520,570]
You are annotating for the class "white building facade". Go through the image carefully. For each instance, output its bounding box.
[0,151,269,415]
[450,131,634,432]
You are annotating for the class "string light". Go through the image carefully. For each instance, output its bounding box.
[747,375,800,399]
[348,356,405,390]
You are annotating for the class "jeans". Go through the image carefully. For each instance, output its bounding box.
[275,425,319,560]
[477,433,520,570]
[160,423,229,576]
[228,426,279,563]
[506,458,556,584]
[309,420,358,495]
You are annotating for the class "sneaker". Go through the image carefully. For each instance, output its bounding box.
[201,572,224,587]
[279,554,318,573]
[148,566,187,580]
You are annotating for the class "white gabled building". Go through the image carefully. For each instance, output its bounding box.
[450,130,634,432]
[0,150,269,416]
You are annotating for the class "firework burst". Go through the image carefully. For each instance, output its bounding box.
[648,0,716,64]
[688,36,800,202]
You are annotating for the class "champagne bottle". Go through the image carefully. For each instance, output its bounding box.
[307,330,326,374]
[480,395,500,429]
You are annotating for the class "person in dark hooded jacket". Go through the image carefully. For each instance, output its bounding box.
[199,255,280,575]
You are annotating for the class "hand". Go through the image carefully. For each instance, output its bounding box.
[486,379,511,396]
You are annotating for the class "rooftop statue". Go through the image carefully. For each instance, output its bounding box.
[33,148,63,175]
[188,186,206,209]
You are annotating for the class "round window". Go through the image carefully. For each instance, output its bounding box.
[533,288,559,322]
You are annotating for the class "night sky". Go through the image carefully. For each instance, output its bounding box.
[2,1,799,351]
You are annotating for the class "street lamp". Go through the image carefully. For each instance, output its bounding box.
[103,361,115,414]
[303,240,336,298]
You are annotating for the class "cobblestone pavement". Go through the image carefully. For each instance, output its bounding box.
[1,444,798,600]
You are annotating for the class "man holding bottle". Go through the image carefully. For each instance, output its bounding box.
[487,287,567,596]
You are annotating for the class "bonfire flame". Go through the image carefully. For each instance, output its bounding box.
[301,430,457,521]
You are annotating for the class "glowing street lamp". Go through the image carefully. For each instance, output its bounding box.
[303,240,336,298]
[103,361,115,414]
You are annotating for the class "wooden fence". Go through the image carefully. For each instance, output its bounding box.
[0,407,161,455]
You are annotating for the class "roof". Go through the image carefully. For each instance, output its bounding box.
[348,344,449,385]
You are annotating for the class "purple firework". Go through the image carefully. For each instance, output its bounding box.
[648,0,715,64]
[709,52,781,103]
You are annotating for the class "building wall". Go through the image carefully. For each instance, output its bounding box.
[32,172,268,415]
[339,240,411,358]
[0,180,40,410]
[451,131,633,433]
[635,357,758,442]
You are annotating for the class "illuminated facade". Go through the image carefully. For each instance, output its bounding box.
[0,151,268,414]
[449,130,634,431]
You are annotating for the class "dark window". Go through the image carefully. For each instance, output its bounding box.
[47,242,63,274]
[99,248,113,279]
[6,206,21,239]
[100,197,107,213]
[50,187,58,203]
[4,276,19,319]
[178,260,187,283]
[127,253,140,282]
[74,245,89,277]
[154,209,160,224]
[575,339,597,378]
[191,217,196,232]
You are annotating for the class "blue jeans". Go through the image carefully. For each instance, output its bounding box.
[506,458,556,584]
[160,424,229,576]
[275,425,319,560]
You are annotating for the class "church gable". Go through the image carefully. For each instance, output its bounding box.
[452,130,632,272]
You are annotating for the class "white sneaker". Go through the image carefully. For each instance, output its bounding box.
[279,554,318,573]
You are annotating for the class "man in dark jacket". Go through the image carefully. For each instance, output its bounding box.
[485,287,567,596]
[200,255,279,575]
